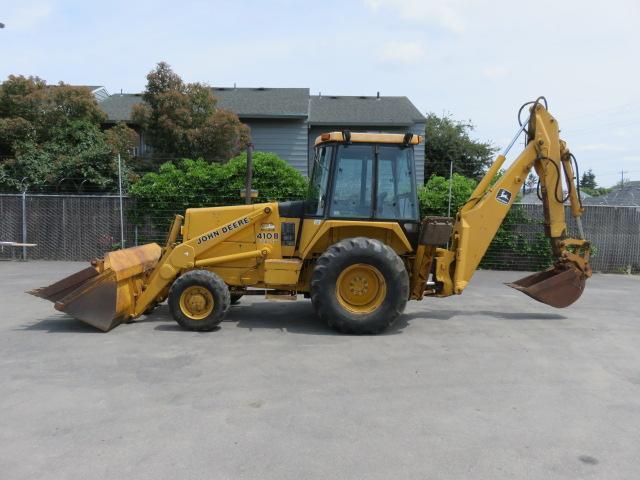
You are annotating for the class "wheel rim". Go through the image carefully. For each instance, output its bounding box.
[336,263,386,314]
[179,286,214,320]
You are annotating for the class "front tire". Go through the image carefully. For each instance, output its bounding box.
[311,237,409,334]
[168,270,230,331]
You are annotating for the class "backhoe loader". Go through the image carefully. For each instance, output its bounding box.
[30,98,592,334]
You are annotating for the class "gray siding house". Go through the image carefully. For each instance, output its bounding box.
[97,87,426,183]
[307,94,425,184]
[213,88,310,174]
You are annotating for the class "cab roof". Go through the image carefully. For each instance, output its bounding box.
[314,131,423,147]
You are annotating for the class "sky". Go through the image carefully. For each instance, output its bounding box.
[1,0,639,187]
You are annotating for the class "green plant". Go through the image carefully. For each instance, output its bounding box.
[480,205,553,271]
[418,173,477,216]
[0,75,137,191]
[418,173,554,271]
[423,112,497,181]
[129,151,307,234]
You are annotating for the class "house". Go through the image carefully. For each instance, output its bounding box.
[582,181,640,206]
[96,87,426,183]
[98,93,148,157]
[307,93,425,182]
[518,187,592,204]
[213,88,310,175]
[77,85,110,102]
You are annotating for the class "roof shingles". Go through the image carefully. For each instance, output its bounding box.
[99,94,143,123]
[213,87,309,118]
[98,88,426,127]
[309,95,425,126]
[583,181,640,206]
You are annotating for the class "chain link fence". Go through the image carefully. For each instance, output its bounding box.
[1,192,639,273]
[479,203,640,273]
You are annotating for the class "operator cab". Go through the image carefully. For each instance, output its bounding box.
[306,131,421,224]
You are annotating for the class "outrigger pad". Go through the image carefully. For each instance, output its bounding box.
[505,265,587,308]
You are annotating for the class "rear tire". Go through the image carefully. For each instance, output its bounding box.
[169,270,230,331]
[311,237,409,334]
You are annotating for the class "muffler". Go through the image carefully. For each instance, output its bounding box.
[505,264,587,308]
[28,243,162,331]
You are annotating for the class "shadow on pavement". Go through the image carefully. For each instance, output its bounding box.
[420,309,567,321]
[145,302,336,335]
[222,300,340,336]
[22,303,565,336]
[154,324,221,333]
[20,315,104,333]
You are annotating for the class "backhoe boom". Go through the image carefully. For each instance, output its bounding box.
[433,99,591,307]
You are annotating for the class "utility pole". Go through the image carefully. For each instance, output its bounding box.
[620,169,628,187]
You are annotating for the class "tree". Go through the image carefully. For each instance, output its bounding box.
[132,62,250,163]
[0,75,137,191]
[424,112,497,181]
[104,122,139,164]
[0,76,107,150]
[580,169,597,189]
[578,168,614,196]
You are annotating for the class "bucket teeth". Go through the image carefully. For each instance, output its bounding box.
[505,265,587,308]
[27,267,99,302]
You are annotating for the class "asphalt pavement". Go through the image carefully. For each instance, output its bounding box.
[1,261,639,480]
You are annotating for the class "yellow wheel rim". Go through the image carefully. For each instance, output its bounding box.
[179,286,214,320]
[336,263,387,314]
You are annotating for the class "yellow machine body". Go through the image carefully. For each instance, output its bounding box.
[30,104,592,331]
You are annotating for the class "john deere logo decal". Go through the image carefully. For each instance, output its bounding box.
[496,188,512,205]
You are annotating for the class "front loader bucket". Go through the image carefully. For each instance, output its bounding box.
[505,265,587,308]
[28,243,162,331]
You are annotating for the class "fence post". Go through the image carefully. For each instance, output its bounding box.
[447,160,453,217]
[21,186,28,260]
[117,153,125,248]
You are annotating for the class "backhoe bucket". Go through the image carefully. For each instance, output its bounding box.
[505,265,587,308]
[28,243,162,331]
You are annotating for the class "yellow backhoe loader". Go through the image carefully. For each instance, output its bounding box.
[29,98,592,334]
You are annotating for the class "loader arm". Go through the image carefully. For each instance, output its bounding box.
[132,205,272,316]
[433,99,591,307]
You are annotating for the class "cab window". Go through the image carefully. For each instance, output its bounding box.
[330,144,373,218]
[306,145,333,215]
[375,146,419,220]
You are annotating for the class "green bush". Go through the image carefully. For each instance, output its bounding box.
[418,173,477,216]
[482,205,553,271]
[130,151,308,233]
